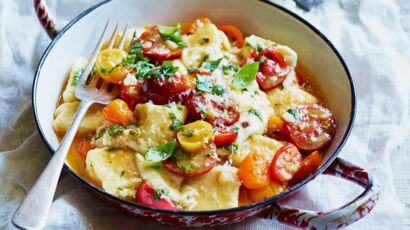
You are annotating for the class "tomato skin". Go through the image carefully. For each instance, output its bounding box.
[290,151,322,186]
[143,72,188,105]
[217,25,244,48]
[238,152,270,189]
[77,140,93,158]
[255,47,290,91]
[214,130,238,147]
[120,80,146,110]
[283,104,336,151]
[164,148,217,177]
[185,91,240,127]
[138,26,182,64]
[103,99,134,125]
[136,181,178,211]
[271,144,302,182]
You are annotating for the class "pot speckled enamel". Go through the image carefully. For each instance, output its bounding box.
[32,0,379,228]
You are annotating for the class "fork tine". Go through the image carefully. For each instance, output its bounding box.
[79,20,110,86]
[107,22,119,49]
[117,23,129,50]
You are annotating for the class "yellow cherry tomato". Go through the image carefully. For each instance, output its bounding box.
[96,48,128,83]
[177,120,213,154]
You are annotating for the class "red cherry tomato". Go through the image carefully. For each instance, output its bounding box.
[77,140,93,158]
[256,47,290,91]
[136,181,178,211]
[185,91,240,127]
[138,26,182,64]
[143,72,188,105]
[164,148,217,177]
[290,151,323,186]
[120,80,146,110]
[271,144,302,182]
[217,25,244,48]
[214,129,238,147]
[283,104,336,151]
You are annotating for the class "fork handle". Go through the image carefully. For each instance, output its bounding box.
[12,100,93,230]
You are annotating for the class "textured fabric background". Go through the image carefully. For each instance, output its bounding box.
[0,0,409,229]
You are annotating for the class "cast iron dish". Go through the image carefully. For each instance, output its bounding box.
[32,0,380,228]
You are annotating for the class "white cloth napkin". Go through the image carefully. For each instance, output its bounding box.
[1,0,409,229]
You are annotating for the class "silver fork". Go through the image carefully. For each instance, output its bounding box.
[12,20,129,230]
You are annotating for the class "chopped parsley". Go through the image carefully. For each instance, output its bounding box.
[258,56,266,64]
[224,144,238,153]
[202,58,223,72]
[96,127,106,139]
[257,44,264,52]
[249,109,263,121]
[107,124,125,137]
[183,129,194,137]
[106,146,121,152]
[129,39,145,60]
[71,69,84,86]
[134,60,179,81]
[83,136,92,142]
[202,37,210,44]
[211,84,225,96]
[287,108,301,123]
[153,188,169,201]
[222,64,239,75]
[196,75,213,92]
[158,23,187,48]
[129,129,139,136]
[169,113,184,130]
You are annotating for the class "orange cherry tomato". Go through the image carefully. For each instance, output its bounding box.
[267,115,285,140]
[181,17,212,35]
[77,140,93,158]
[271,144,302,182]
[247,180,287,202]
[217,25,244,48]
[238,152,270,189]
[290,151,323,186]
[103,99,134,125]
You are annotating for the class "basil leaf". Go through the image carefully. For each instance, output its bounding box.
[232,62,259,90]
[196,75,213,92]
[145,139,177,166]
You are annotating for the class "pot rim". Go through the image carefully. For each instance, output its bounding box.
[32,0,356,216]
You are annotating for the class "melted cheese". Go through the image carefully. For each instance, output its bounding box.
[86,148,141,198]
[180,164,241,210]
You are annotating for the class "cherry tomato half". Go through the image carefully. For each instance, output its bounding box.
[143,72,188,105]
[120,78,146,110]
[164,147,217,177]
[217,25,244,48]
[238,152,270,189]
[103,99,134,125]
[266,115,285,141]
[283,104,336,151]
[77,140,93,158]
[271,144,302,182]
[247,180,286,202]
[138,26,182,64]
[214,129,238,147]
[185,91,240,127]
[256,47,290,91]
[290,151,323,186]
[136,181,178,211]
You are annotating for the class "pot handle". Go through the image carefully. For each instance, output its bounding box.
[265,157,380,229]
[34,0,58,39]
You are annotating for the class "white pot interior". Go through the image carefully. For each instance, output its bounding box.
[34,0,353,169]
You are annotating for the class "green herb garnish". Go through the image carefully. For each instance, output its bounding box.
[145,140,177,166]
[107,124,125,137]
[106,146,121,152]
[71,69,84,86]
[158,23,187,48]
[249,108,263,121]
[183,129,194,137]
[169,113,184,130]
[153,188,169,201]
[202,58,223,72]
[287,108,301,123]
[196,75,213,92]
[224,144,238,153]
[232,62,259,90]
